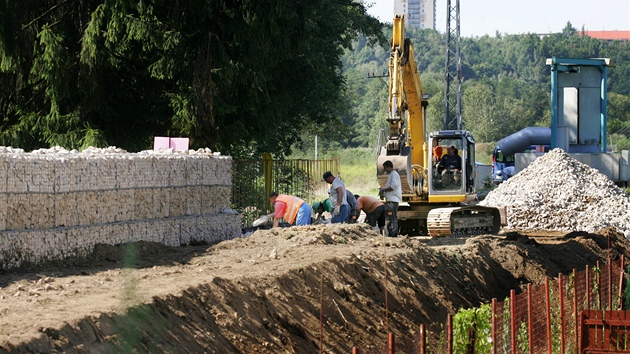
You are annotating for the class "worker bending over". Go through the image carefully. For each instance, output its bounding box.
[356,195,387,234]
[269,192,312,228]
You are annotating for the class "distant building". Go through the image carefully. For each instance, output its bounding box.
[394,0,435,30]
[579,30,630,41]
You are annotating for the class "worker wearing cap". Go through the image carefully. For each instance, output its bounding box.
[312,199,332,224]
[322,171,349,223]
[379,160,401,236]
[269,192,312,227]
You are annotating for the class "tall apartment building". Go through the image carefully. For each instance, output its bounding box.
[394,0,435,29]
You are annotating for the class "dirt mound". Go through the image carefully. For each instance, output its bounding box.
[1,224,630,353]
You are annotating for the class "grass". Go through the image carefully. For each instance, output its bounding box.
[334,148,380,198]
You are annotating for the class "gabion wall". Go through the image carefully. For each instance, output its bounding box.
[0,146,241,269]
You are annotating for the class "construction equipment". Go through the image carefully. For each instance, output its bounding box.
[376,16,501,237]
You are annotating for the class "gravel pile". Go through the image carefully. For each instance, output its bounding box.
[480,148,630,238]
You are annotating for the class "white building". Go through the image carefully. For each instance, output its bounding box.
[394,0,435,29]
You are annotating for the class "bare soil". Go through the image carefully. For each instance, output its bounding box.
[1,224,629,353]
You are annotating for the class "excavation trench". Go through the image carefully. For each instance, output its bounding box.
[1,224,628,353]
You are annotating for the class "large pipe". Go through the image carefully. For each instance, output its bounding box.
[497,127,551,156]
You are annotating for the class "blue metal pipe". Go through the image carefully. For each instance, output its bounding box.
[497,127,551,156]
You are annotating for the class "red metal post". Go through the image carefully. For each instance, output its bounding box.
[559,274,565,354]
[352,348,360,354]
[609,259,613,310]
[527,284,533,354]
[619,254,626,310]
[447,314,453,354]
[546,277,552,354]
[388,333,395,354]
[510,289,516,354]
[586,265,591,310]
[419,324,426,354]
[320,276,323,354]
[597,261,602,310]
[491,298,497,354]
[574,268,578,353]
[576,311,588,353]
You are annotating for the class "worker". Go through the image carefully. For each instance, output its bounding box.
[355,195,386,234]
[322,171,349,223]
[346,190,359,223]
[379,160,401,237]
[269,192,312,228]
[432,139,443,164]
[311,198,332,224]
[437,145,462,175]
[312,189,357,224]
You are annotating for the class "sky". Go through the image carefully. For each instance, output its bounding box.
[365,0,630,37]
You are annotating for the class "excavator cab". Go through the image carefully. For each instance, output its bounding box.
[428,131,476,201]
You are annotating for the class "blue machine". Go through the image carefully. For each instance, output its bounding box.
[547,57,611,153]
[512,57,629,185]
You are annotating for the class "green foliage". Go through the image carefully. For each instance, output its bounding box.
[592,266,602,309]
[79,125,110,151]
[547,285,562,353]
[0,0,386,156]
[517,320,529,353]
[452,303,493,354]
[3,4,630,158]
[337,21,630,153]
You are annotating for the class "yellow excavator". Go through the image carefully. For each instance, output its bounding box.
[377,16,502,237]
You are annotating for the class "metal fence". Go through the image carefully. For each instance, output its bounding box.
[425,257,626,354]
[349,256,627,354]
[488,258,624,354]
[231,154,339,227]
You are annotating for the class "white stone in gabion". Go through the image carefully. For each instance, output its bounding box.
[480,148,630,238]
[0,145,239,269]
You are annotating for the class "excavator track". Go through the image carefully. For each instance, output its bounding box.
[427,206,501,237]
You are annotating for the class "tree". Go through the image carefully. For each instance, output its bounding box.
[462,82,503,142]
[0,0,385,156]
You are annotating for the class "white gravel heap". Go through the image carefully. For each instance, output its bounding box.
[480,148,630,238]
[1,145,219,157]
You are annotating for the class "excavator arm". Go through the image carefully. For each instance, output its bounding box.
[379,16,502,237]
[386,16,428,169]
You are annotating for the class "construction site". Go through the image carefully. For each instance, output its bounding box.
[1,1,630,353]
[0,147,629,353]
